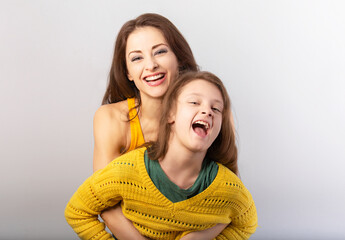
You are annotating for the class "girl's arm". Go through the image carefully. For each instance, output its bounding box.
[93,105,146,240]
[180,194,256,240]
[65,167,121,239]
[216,191,258,239]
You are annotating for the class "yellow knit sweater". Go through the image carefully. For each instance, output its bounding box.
[65,147,257,240]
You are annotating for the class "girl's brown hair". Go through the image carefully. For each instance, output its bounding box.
[148,71,238,175]
[102,13,198,105]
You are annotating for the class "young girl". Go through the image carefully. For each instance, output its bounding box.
[66,71,257,239]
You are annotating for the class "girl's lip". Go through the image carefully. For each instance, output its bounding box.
[192,119,211,137]
[192,120,211,129]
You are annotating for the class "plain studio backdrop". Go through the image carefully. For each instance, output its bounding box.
[1,0,344,239]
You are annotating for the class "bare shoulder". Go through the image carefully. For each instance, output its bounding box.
[93,100,131,153]
[94,100,129,123]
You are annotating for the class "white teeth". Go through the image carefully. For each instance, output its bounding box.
[145,73,164,81]
[194,120,210,130]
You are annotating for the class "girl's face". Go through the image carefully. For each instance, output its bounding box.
[169,79,224,154]
[126,26,179,100]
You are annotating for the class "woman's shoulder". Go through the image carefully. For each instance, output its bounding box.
[94,100,129,122]
[93,100,131,151]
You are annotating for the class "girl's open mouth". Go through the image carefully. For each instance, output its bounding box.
[192,120,210,137]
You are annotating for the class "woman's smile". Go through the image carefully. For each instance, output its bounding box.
[143,72,166,86]
[125,26,179,99]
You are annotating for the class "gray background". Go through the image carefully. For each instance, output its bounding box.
[1,0,344,239]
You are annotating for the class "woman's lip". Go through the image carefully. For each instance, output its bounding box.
[144,74,166,87]
[143,72,165,81]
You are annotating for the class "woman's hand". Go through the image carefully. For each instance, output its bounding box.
[101,205,148,240]
[179,223,228,240]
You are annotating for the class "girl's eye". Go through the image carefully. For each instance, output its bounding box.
[212,107,222,113]
[154,48,168,56]
[189,101,199,105]
[131,56,142,62]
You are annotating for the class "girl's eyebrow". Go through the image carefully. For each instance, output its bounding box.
[185,93,223,104]
[127,43,168,57]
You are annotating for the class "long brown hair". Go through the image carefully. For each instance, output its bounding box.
[148,71,239,175]
[102,13,198,105]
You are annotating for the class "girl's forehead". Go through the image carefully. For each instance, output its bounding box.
[179,79,223,102]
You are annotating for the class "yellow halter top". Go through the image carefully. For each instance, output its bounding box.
[125,98,145,153]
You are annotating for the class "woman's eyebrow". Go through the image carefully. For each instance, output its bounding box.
[127,43,168,57]
[152,43,168,50]
[127,50,141,57]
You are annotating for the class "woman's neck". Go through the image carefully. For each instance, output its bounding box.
[137,96,163,142]
[159,144,207,189]
[139,96,162,121]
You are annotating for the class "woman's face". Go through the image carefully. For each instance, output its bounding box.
[168,79,224,154]
[126,26,179,100]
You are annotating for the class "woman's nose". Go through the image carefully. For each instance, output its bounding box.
[145,57,158,71]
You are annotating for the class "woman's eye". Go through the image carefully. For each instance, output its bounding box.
[154,48,168,55]
[131,56,142,62]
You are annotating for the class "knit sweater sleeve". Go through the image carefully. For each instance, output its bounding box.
[216,172,258,239]
[64,161,125,240]
[216,201,257,239]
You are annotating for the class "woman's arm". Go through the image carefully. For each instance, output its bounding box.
[101,206,149,240]
[93,105,147,240]
[179,223,228,240]
[93,105,125,172]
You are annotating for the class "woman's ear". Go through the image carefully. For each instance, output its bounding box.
[127,72,133,81]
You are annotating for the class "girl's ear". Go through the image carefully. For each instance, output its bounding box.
[167,111,176,124]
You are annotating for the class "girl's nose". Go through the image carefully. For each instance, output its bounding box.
[201,109,213,117]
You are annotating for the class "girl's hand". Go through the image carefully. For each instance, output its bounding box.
[179,223,228,240]
[101,205,149,240]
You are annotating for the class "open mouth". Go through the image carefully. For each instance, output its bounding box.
[144,73,165,82]
[192,120,210,137]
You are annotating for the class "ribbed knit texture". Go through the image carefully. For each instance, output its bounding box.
[65,147,257,240]
[126,98,145,153]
